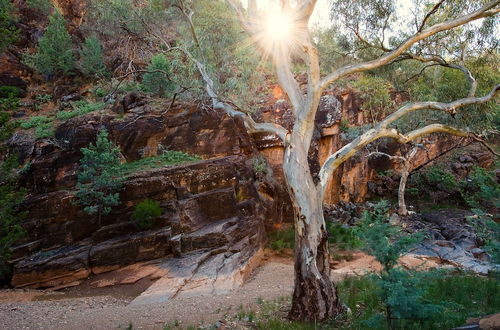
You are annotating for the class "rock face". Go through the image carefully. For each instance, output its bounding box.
[9,104,287,291]
[253,89,470,205]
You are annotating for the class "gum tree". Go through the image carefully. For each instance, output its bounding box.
[143,0,499,321]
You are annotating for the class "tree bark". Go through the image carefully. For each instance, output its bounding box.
[398,164,410,216]
[284,132,342,321]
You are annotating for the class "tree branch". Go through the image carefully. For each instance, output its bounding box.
[316,83,500,195]
[317,123,472,195]
[184,49,288,141]
[418,0,446,32]
[320,0,499,91]
[381,84,499,128]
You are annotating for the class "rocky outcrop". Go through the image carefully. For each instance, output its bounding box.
[327,203,496,275]
[10,156,273,289]
[10,103,256,193]
[8,104,288,290]
[253,88,474,205]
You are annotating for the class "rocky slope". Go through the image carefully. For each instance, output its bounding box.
[7,102,289,292]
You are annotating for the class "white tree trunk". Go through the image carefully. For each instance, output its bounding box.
[283,132,341,321]
[398,164,410,216]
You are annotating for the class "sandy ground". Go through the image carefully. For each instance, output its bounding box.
[0,259,295,330]
[0,250,439,330]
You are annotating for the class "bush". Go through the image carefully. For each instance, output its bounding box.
[460,166,500,210]
[0,0,18,53]
[76,129,123,226]
[141,54,175,97]
[268,226,295,253]
[0,86,21,98]
[132,199,163,230]
[0,96,19,142]
[32,11,75,78]
[423,166,458,193]
[351,74,393,121]
[252,156,268,175]
[80,34,107,78]
[354,201,440,328]
[20,115,54,139]
[0,155,26,283]
[56,100,104,121]
[26,0,52,15]
[326,222,360,250]
[117,150,201,176]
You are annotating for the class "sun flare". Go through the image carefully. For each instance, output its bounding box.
[250,6,302,61]
[264,9,293,43]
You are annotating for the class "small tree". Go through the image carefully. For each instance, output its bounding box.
[33,11,75,78]
[132,199,163,230]
[0,156,26,283]
[0,0,18,53]
[355,201,443,329]
[76,129,123,226]
[141,54,175,97]
[80,34,107,78]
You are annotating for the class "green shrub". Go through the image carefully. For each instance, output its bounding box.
[268,226,295,252]
[0,0,18,53]
[326,222,360,250]
[0,155,26,283]
[132,199,163,230]
[0,86,21,98]
[20,115,54,139]
[461,166,500,210]
[80,34,107,78]
[354,201,438,328]
[35,93,52,104]
[332,272,500,330]
[423,166,458,193]
[468,211,500,265]
[26,0,52,15]
[32,11,75,78]
[352,74,393,120]
[118,150,201,176]
[56,100,104,121]
[0,96,19,142]
[141,54,175,97]
[76,129,123,226]
[252,156,268,175]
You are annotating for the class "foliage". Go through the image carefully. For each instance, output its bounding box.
[0,95,19,142]
[0,155,26,283]
[460,166,500,210]
[32,11,75,78]
[56,100,105,121]
[326,222,360,250]
[141,54,175,97]
[76,129,123,225]
[252,156,268,175]
[118,150,201,176]
[80,34,107,78]
[0,0,18,53]
[26,0,52,15]
[132,199,163,230]
[351,74,394,121]
[420,165,459,193]
[0,86,21,99]
[267,226,295,253]
[178,0,266,111]
[254,273,499,329]
[332,272,500,330]
[469,211,500,265]
[355,201,442,328]
[356,201,423,269]
[20,115,54,139]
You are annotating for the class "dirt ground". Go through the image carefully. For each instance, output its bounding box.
[0,250,439,330]
[0,255,296,330]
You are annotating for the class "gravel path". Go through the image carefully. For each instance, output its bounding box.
[0,261,294,330]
